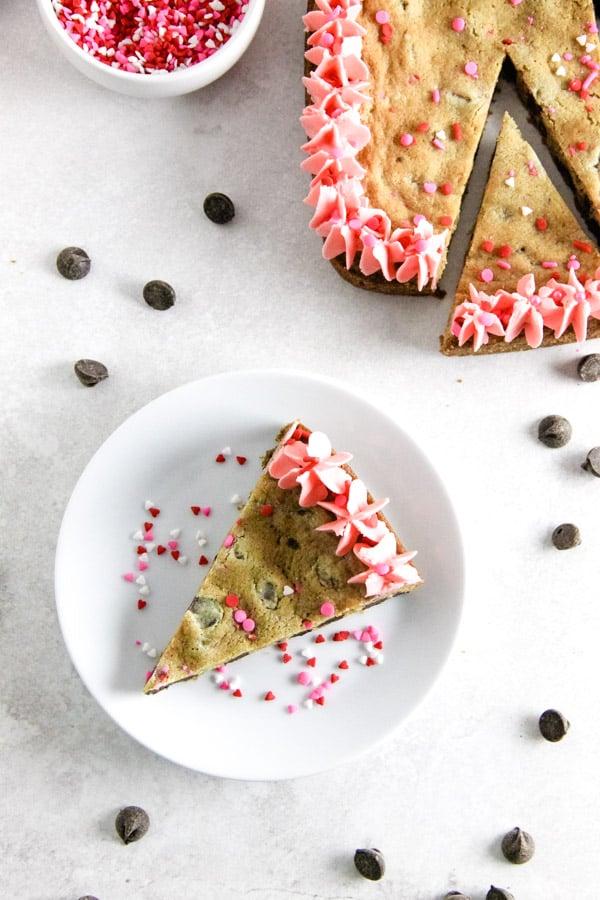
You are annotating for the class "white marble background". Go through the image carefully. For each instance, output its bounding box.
[2,1,600,898]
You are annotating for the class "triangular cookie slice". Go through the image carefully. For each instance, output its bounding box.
[440,113,600,354]
[144,422,422,694]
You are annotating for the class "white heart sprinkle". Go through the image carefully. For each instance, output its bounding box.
[282,585,294,596]
[145,542,155,553]
[139,585,150,596]
[132,529,144,540]
[141,642,150,653]
[576,33,587,45]
[550,52,561,62]
[169,528,181,539]
[303,699,314,709]
[221,446,232,456]
[555,65,566,76]
[358,655,368,666]
[521,206,533,216]
[504,176,515,188]
[144,500,155,510]
[229,676,241,690]
[147,648,157,658]
[197,537,207,547]
[230,493,242,504]
[301,647,313,658]
[135,575,146,585]
[177,555,188,565]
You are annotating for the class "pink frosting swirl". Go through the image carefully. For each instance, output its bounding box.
[347,531,421,597]
[268,428,352,507]
[301,0,448,290]
[316,478,389,555]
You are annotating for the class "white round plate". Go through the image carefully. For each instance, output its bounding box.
[55,369,465,779]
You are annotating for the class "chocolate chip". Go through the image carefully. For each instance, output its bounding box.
[487,887,515,900]
[115,806,150,844]
[203,192,235,224]
[56,246,91,280]
[551,523,581,550]
[354,848,385,881]
[539,708,570,742]
[501,826,535,864]
[582,447,600,477]
[287,537,299,549]
[537,414,572,448]
[74,359,109,387]
[189,596,223,629]
[143,280,176,310]
[577,353,600,382]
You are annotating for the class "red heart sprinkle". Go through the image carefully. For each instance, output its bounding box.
[137,599,147,610]
[373,640,384,650]
[282,653,292,664]
[144,522,153,531]
[171,550,180,561]
[315,696,325,706]
[215,453,226,463]
[136,545,146,555]
[148,507,160,517]
[191,506,201,516]
[198,555,208,565]
[315,634,326,644]
[236,455,247,465]
[306,657,316,668]
[232,689,242,698]
[264,690,276,701]
[157,545,167,555]
[366,657,376,667]
[333,631,350,642]
[277,642,288,651]
[330,673,340,683]
[338,660,349,670]
[260,504,273,516]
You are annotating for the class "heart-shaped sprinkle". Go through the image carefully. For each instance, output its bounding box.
[221,446,232,456]
[135,575,146,585]
[144,500,155,510]
[315,634,326,644]
[306,657,317,668]
[144,522,153,532]
[123,572,134,582]
[202,507,211,517]
[373,640,384,650]
[136,545,147,555]
[157,545,167,555]
[315,696,326,706]
[167,540,178,550]
[282,585,294,596]
[282,653,292,664]
[145,542,155,553]
[230,493,242,504]
[191,506,201,516]
[353,630,363,641]
[143,530,154,542]
[169,529,181,539]
[330,673,340,683]
[303,699,314,709]
[338,660,349,670]
[333,631,350,642]
[264,690,276,701]
[287,704,299,715]
[138,560,148,571]
[232,689,242,698]
[132,529,144,541]
[219,681,230,691]
[198,555,209,565]
[366,657,376,667]
[236,455,247,465]
[277,642,288,651]
[177,555,188,565]
[171,550,180,561]
[148,507,160,517]
[215,453,226,463]
[147,647,157,658]
[137,599,147,610]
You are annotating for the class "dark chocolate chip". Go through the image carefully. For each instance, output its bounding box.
[56,246,91,280]
[501,826,535,864]
[582,447,600,477]
[143,280,176,310]
[287,537,299,549]
[115,806,150,844]
[539,708,570,742]
[537,414,572,448]
[551,523,581,550]
[74,359,109,387]
[354,848,385,881]
[189,596,223,628]
[203,192,235,224]
[487,888,515,900]
[577,353,600,382]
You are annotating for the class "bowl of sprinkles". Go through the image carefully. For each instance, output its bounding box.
[36,0,265,97]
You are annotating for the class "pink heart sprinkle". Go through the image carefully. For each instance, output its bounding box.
[123,573,134,582]
[138,560,148,572]
[202,507,211,516]
[167,540,178,550]
[287,704,299,715]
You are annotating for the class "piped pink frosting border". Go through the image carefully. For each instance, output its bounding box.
[268,423,421,598]
[301,0,448,291]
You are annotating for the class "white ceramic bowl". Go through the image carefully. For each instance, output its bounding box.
[35,0,265,98]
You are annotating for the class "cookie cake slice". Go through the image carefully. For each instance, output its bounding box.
[440,112,600,354]
[144,422,422,694]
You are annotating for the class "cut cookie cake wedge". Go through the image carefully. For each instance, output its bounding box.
[441,113,600,354]
[301,0,600,298]
[144,422,422,694]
